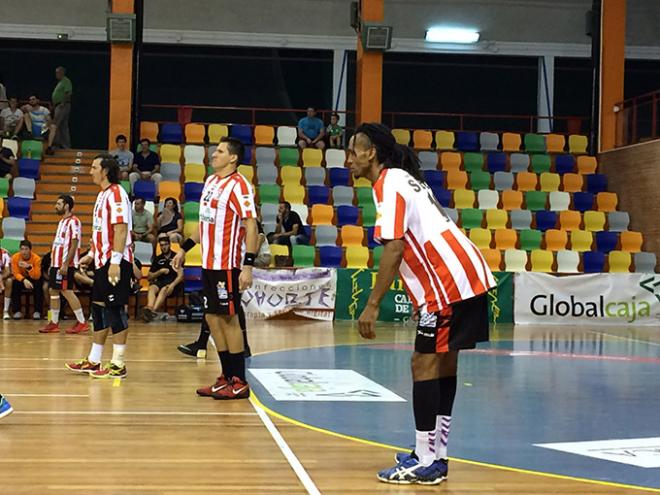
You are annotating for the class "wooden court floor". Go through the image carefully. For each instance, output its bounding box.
[0,318,656,494]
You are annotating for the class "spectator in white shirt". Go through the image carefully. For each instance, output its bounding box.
[0,97,24,138]
[22,96,57,155]
[110,134,134,180]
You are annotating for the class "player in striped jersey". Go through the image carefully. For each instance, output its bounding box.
[39,195,90,334]
[173,137,257,400]
[348,123,496,485]
[0,247,12,320]
[66,154,133,379]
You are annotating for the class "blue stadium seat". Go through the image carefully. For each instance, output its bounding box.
[337,205,359,226]
[133,180,157,201]
[319,246,342,268]
[595,231,619,254]
[554,154,575,174]
[586,174,608,194]
[432,186,451,207]
[308,185,330,205]
[184,182,204,202]
[230,124,253,145]
[366,227,378,249]
[242,146,253,164]
[486,152,507,173]
[583,251,605,273]
[328,168,350,187]
[424,170,445,188]
[302,225,313,240]
[160,123,183,144]
[183,267,203,293]
[535,211,557,232]
[7,197,31,219]
[573,192,594,212]
[17,158,40,179]
[456,131,479,151]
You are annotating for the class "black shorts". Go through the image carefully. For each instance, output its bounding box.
[415,293,490,354]
[48,267,76,291]
[202,268,241,316]
[92,260,133,307]
[153,277,176,290]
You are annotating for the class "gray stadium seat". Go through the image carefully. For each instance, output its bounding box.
[256,164,278,184]
[12,178,36,199]
[183,145,205,164]
[325,149,346,168]
[556,250,580,273]
[493,171,514,191]
[260,203,279,224]
[314,225,338,246]
[477,190,499,210]
[276,126,297,146]
[304,168,326,186]
[160,163,182,181]
[262,221,277,236]
[444,207,459,224]
[549,191,570,211]
[290,204,309,224]
[479,132,499,151]
[607,211,630,232]
[134,241,153,265]
[634,252,657,273]
[510,153,530,173]
[418,151,438,170]
[510,209,532,230]
[255,147,276,164]
[2,217,26,239]
[332,186,354,206]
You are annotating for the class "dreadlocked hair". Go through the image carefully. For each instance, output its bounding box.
[354,122,424,183]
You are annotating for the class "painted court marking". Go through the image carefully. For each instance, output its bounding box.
[536,437,660,468]
[14,410,257,416]
[4,394,89,398]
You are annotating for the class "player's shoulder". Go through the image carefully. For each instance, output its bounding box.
[231,172,253,193]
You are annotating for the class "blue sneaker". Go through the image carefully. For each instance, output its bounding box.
[0,394,13,420]
[377,457,448,485]
[394,450,415,463]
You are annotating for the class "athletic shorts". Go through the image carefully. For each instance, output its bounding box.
[202,268,241,316]
[415,293,490,354]
[48,266,76,291]
[92,260,133,307]
[153,277,176,290]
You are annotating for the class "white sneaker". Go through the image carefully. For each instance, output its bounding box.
[32,312,41,320]
[3,311,9,320]
[13,312,23,319]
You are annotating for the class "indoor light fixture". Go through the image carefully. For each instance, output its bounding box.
[425,27,480,44]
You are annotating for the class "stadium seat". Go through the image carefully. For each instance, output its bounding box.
[291,245,315,267]
[260,204,278,224]
[307,185,330,205]
[329,168,350,187]
[463,152,484,172]
[256,164,278,184]
[535,211,557,232]
[435,131,455,150]
[501,190,523,210]
[562,173,583,193]
[504,249,528,272]
[568,135,588,154]
[340,225,364,247]
[1,139,18,156]
[182,202,199,222]
[502,132,522,152]
[238,165,255,184]
[469,228,492,249]
[208,124,229,143]
[0,238,20,254]
[183,267,203,292]
[2,217,26,240]
[478,190,499,210]
[319,246,342,268]
[279,148,299,167]
[516,172,538,191]
[583,251,605,273]
[549,191,570,211]
[140,122,159,142]
[519,229,542,251]
[255,147,276,165]
[554,154,575,174]
[372,245,384,269]
[596,192,618,212]
[531,250,554,272]
[392,129,411,145]
[479,132,499,151]
[269,245,291,267]
[160,144,181,163]
[486,209,508,230]
[276,126,298,146]
[12,178,35,199]
[184,124,205,144]
[456,131,478,151]
[494,229,517,250]
[21,140,43,160]
[302,148,323,167]
[432,187,451,208]
[254,125,275,145]
[530,154,551,174]
[447,170,468,189]
[419,151,439,170]
[570,230,593,251]
[184,163,206,183]
[346,246,370,268]
[524,191,547,211]
[510,209,532,230]
[332,186,355,206]
[120,180,131,195]
[572,192,594,212]
[556,250,580,273]
[185,244,202,267]
[584,211,606,231]
[469,170,491,190]
[440,152,461,171]
[0,178,9,198]
[453,189,476,209]
[184,145,205,164]
[361,204,378,227]
[544,229,568,251]
[304,168,326,186]
[230,124,253,145]
[310,204,334,225]
[183,221,197,238]
[510,153,530,173]
[460,208,483,229]
[161,163,182,182]
[607,211,630,232]
[337,205,359,226]
[539,172,560,192]
[444,208,459,224]
[595,231,618,254]
[424,170,445,188]
[576,156,598,174]
[608,251,631,273]
[133,242,153,265]
[353,177,370,187]
[258,184,281,204]
[586,174,608,194]
[133,180,156,201]
[158,181,181,200]
[365,227,378,249]
[282,185,305,204]
[17,158,40,179]
[280,166,303,186]
[160,123,183,144]
[620,231,643,252]
[413,130,433,149]
[482,249,502,271]
[355,187,374,208]
[524,133,546,153]
[634,252,657,273]
[487,152,507,173]
[545,134,566,153]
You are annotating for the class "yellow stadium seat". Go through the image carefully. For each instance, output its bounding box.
[481,248,502,271]
[269,244,291,267]
[184,221,198,238]
[346,246,370,269]
[184,163,206,183]
[186,244,203,266]
[596,192,618,212]
[544,229,568,251]
[620,231,643,253]
[561,173,583,193]
[413,130,433,149]
[583,211,606,231]
[608,251,632,273]
[539,172,560,192]
[486,209,508,230]
[531,250,554,272]
[238,165,255,184]
[545,134,566,153]
[570,230,593,251]
[559,210,582,231]
[504,249,528,272]
[440,152,462,171]
[453,189,476,209]
[310,204,334,225]
[340,225,365,247]
[302,148,323,167]
[469,228,492,249]
[435,131,455,150]
[516,172,538,191]
[280,166,302,186]
[501,190,523,210]
[353,176,371,188]
[184,123,206,144]
[282,184,305,204]
[576,156,598,174]
[160,144,182,163]
[502,132,522,152]
[208,124,229,143]
[494,229,517,250]
[568,135,588,154]
[392,129,411,145]
[446,170,468,190]
[254,125,275,145]
[140,121,159,142]
[158,181,181,200]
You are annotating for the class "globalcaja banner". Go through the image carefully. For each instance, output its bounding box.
[242,268,336,321]
[514,273,660,325]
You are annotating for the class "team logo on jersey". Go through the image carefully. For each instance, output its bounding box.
[418,311,438,328]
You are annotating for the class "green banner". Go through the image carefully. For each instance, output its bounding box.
[335,269,513,323]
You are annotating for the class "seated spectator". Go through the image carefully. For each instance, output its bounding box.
[255,217,271,267]
[22,95,56,155]
[297,107,325,149]
[132,197,155,244]
[74,248,94,291]
[110,134,134,180]
[1,247,13,320]
[267,201,309,247]
[156,197,183,244]
[130,244,143,297]
[129,138,162,188]
[10,240,43,319]
[327,113,344,149]
[0,144,16,179]
[0,97,25,138]
[140,235,183,322]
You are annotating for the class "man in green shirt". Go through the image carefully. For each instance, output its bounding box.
[52,66,72,149]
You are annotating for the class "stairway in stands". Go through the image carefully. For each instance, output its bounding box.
[27,149,101,252]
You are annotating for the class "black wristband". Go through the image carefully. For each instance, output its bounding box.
[243,252,256,266]
[182,238,197,253]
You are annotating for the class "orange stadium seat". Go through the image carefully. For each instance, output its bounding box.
[481,249,502,271]
[184,123,206,144]
[545,134,566,153]
[310,204,334,225]
[140,122,159,142]
[502,132,522,152]
[254,125,275,145]
[440,152,462,171]
[501,190,523,210]
[413,130,433,149]
[562,173,583,193]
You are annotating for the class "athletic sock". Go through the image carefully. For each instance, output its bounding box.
[88,343,103,364]
[413,379,440,466]
[218,351,232,379]
[73,308,85,324]
[229,352,246,382]
[111,344,126,367]
[50,308,60,324]
[435,376,457,460]
[4,297,10,312]
[197,321,211,348]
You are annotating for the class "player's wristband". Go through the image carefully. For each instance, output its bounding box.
[110,251,123,265]
[182,238,197,253]
[243,252,256,266]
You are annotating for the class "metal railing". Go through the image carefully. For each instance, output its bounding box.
[614,89,660,147]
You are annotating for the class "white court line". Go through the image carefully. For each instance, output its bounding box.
[4,394,89,398]
[14,410,257,416]
[586,329,660,347]
[0,358,197,363]
[250,398,321,495]
[0,367,66,371]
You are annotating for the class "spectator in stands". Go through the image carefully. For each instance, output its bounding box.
[1,247,13,320]
[132,197,155,244]
[140,234,183,322]
[327,113,344,149]
[0,75,7,111]
[74,248,94,291]
[297,107,325,149]
[0,97,25,138]
[0,143,16,179]
[22,96,57,155]
[10,240,43,319]
[268,201,309,247]
[156,197,183,244]
[130,138,162,188]
[52,66,73,149]
[129,242,143,299]
[255,218,271,268]
[110,134,134,179]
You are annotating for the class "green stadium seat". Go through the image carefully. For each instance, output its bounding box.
[531,154,552,174]
[525,191,547,211]
[372,246,384,270]
[361,204,377,227]
[463,152,484,172]
[0,178,9,198]
[259,184,281,204]
[20,140,43,159]
[469,170,491,191]
[0,238,21,254]
[279,148,300,167]
[292,245,315,267]
[524,133,546,153]
[519,229,542,251]
[355,187,374,207]
[183,202,200,221]
[120,180,131,194]
[460,208,484,229]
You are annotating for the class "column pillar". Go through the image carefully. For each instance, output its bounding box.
[108,0,134,148]
[355,0,384,124]
[537,55,555,133]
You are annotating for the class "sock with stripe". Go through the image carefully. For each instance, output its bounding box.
[413,379,440,466]
[50,308,60,324]
[435,376,457,460]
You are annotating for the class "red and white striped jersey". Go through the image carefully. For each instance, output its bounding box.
[0,249,10,272]
[373,168,496,313]
[51,215,82,268]
[199,172,256,270]
[91,183,133,269]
